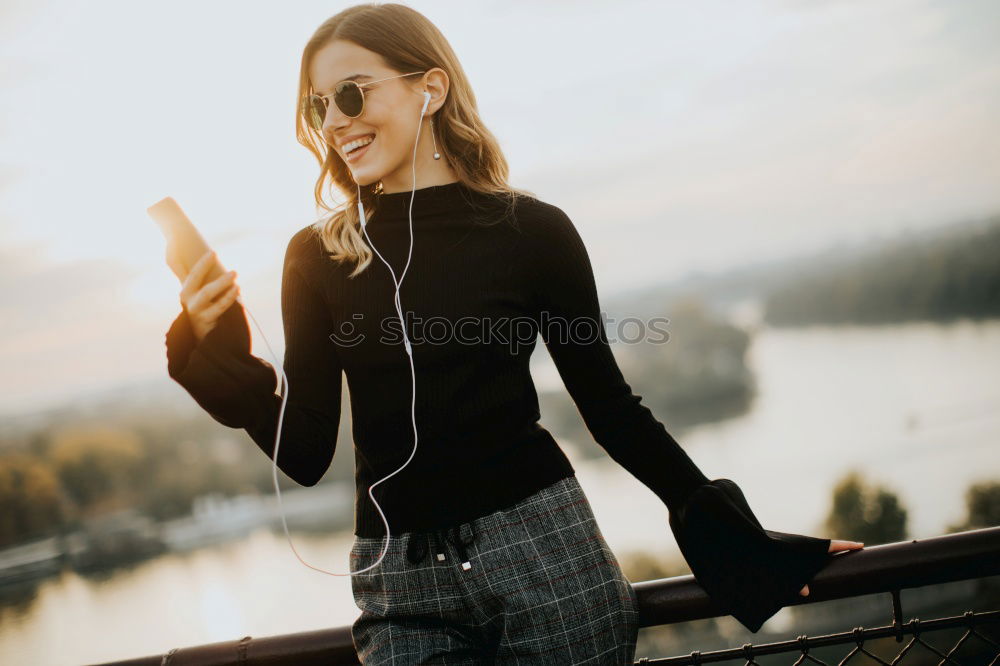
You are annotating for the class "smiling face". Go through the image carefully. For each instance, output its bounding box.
[308,39,452,193]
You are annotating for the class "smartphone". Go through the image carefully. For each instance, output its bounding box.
[147,196,227,285]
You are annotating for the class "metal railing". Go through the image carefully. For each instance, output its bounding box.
[87,526,1000,665]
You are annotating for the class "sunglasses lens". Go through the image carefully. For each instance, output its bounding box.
[301,94,327,131]
[334,81,364,118]
[301,82,365,129]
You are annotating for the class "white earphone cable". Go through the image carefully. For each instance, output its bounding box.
[237,90,432,577]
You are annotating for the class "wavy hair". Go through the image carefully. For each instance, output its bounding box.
[296,2,534,277]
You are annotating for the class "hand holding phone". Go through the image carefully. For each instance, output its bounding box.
[179,251,239,342]
[148,196,241,343]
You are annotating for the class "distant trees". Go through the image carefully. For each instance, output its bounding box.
[0,413,324,548]
[946,480,1000,533]
[0,452,65,547]
[621,298,755,424]
[824,469,908,545]
[765,217,1000,325]
[49,427,144,517]
[820,470,997,543]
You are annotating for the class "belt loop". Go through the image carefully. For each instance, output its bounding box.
[405,529,428,564]
[447,522,475,570]
[433,528,447,561]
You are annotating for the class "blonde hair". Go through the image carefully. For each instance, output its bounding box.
[296,2,534,277]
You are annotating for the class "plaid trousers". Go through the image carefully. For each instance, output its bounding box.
[349,474,640,664]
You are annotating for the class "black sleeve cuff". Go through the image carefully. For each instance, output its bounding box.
[166,299,254,379]
[164,299,276,429]
[668,477,832,633]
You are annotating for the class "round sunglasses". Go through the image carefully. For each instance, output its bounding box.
[300,71,426,131]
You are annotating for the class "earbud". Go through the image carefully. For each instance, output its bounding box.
[423,92,441,160]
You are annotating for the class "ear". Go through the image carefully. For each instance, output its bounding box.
[421,67,449,116]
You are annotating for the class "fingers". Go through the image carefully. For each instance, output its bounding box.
[179,251,215,304]
[829,539,865,553]
[201,281,240,323]
[204,268,239,302]
[800,540,865,597]
[189,269,238,315]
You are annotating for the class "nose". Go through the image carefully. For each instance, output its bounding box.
[321,103,354,146]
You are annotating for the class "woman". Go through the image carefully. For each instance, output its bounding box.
[165,3,863,663]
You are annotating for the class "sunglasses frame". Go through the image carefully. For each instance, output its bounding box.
[302,70,427,129]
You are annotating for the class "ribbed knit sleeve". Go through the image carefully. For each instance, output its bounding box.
[526,206,709,510]
[164,228,343,487]
[527,206,832,633]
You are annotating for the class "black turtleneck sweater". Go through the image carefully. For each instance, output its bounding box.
[164,181,834,633]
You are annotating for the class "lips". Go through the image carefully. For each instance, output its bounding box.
[344,134,375,163]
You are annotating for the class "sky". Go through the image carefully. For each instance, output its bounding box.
[1,0,998,416]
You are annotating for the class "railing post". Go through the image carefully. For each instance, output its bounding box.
[891,588,905,642]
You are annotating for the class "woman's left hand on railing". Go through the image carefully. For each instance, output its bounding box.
[799,539,865,596]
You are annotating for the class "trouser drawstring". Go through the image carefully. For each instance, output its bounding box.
[405,521,476,570]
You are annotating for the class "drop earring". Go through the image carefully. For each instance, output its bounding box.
[430,117,441,160]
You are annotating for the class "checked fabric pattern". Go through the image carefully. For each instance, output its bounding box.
[349,475,640,664]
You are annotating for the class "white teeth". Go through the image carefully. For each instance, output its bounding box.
[344,135,375,153]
